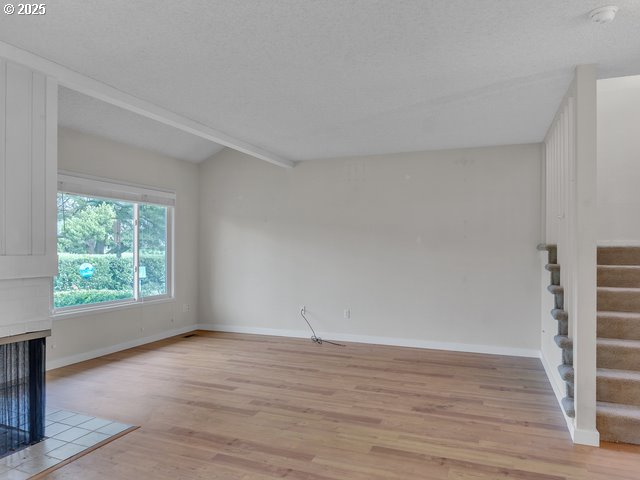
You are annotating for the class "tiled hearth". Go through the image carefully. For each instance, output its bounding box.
[0,408,135,479]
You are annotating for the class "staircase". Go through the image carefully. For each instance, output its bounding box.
[538,244,575,417]
[595,246,640,444]
[540,245,640,444]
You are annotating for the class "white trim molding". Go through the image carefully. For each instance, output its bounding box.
[46,324,196,370]
[573,427,600,447]
[46,323,541,372]
[540,349,577,441]
[196,324,541,358]
[58,171,176,207]
[0,40,294,169]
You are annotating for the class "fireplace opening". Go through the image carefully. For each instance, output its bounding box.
[0,337,46,458]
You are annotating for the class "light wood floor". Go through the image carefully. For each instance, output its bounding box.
[44,331,640,479]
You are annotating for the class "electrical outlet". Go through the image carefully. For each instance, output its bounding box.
[344,308,351,319]
[183,304,190,313]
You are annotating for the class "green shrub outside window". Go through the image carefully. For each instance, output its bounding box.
[55,192,169,309]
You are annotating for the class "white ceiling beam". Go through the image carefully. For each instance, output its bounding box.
[0,41,295,168]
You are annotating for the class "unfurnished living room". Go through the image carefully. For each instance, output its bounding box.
[1,1,640,479]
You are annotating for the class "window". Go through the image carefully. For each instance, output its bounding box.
[138,204,168,298]
[54,174,174,312]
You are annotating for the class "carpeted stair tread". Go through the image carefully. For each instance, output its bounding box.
[598,265,640,288]
[551,308,568,320]
[558,364,574,382]
[562,397,575,418]
[598,246,640,266]
[538,243,558,263]
[597,287,640,313]
[545,263,561,272]
[597,368,640,407]
[598,311,640,340]
[547,284,564,295]
[598,337,640,347]
[552,308,569,335]
[598,310,640,320]
[597,367,640,381]
[598,401,640,419]
[597,338,640,372]
[597,402,640,444]
[554,335,574,365]
[554,334,572,349]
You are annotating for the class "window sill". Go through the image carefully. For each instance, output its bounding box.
[51,296,175,320]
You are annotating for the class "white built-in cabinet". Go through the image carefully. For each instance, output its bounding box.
[0,59,57,280]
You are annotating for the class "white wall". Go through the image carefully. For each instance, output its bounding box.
[198,144,543,356]
[48,128,200,368]
[598,75,640,244]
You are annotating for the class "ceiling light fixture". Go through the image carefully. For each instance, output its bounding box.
[590,5,619,24]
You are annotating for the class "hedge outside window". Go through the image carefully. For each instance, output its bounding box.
[55,192,171,310]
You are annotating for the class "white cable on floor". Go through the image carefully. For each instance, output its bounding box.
[300,308,345,347]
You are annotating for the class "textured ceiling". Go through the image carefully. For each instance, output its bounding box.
[1,1,640,161]
[59,87,223,162]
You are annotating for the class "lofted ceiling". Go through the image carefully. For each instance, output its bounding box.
[59,87,223,162]
[1,1,639,162]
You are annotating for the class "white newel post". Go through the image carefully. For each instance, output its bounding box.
[572,64,599,445]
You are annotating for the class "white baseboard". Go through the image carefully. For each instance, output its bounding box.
[46,324,197,370]
[573,427,600,447]
[539,349,577,441]
[195,323,540,358]
[46,323,539,371]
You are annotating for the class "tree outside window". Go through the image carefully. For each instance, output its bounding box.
[55,192,170,309]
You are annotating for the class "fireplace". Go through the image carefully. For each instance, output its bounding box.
[0,333,47,458]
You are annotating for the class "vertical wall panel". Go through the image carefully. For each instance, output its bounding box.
[44,77,58,273]
[30,72,46,255]
[0,60,6,255]
[0,58,56,280]
[547,100,576,305]
[4,62,32,256]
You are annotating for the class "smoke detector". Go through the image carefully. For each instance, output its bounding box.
[590,5,619,24]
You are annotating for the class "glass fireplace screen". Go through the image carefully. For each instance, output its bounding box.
[0,337,46,458]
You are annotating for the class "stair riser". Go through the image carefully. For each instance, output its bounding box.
[598,267,640,288]
[598,290,640,313]
[557,318,568,336]
[554,293,563,310]
[561,397,575,418]
[537,244,557,264]
[551,271,560,286]
[598,316,640,341]
[598,247,640,266]
[598,345,640,372]
[563,349,573,366]
[597,414,640,444]
[547,250,557,265]
[598,377,640,407]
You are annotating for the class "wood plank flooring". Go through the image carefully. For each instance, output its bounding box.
[43,331,640,479]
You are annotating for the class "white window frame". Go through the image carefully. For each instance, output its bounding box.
[53,172,175,315]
